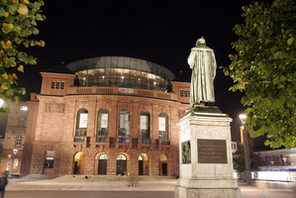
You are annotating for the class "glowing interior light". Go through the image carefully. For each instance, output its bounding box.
[20,106,28,111]
[121,76,124,79]
[0,99,4,107]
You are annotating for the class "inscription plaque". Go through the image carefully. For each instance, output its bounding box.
[197,139,227,163]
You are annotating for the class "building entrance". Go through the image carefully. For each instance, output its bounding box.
[159,154,168,176]
[98,154,107,175]
[138,156,144,175]
[73,152,84,174]
[116,154,127,175]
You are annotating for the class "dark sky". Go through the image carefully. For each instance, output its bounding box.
[17,1,273,141]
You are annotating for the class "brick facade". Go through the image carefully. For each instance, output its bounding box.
[1,63,191,177]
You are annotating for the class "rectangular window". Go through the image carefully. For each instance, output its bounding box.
[44,157,54,168]
[16,136,22,145]
[20,106,28,111]
[56,81,60,89]
[61,82,65,89]
[180,90,183,97]
[51,81,55,89]
[188,91,190,97]
[159,117,166,131]
[18,117,25,127]
[79,113,88,128]
[184,90,187,97]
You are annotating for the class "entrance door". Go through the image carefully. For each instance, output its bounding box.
[138,160,143,175]
[161,163,167,176]
[116,154,127,175]
[98,159,107,175]
[73,152,84,175]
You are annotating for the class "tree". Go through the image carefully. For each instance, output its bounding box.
[223,0,296,149]
[233,144,264,173]
[0,0,45,113]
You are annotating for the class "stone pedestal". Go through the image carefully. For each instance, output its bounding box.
[175,106,240,198]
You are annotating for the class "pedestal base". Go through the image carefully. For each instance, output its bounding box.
[175,185,241,198]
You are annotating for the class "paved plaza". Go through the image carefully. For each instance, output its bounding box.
[3,175,296,198]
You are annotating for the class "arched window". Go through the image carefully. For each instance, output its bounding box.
[118,110,130,143]
[97,108,109,143]
[140,111,150,144]
[75,108,88,142]
[159,113,169,145]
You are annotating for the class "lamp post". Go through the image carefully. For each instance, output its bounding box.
[239,113,252,185]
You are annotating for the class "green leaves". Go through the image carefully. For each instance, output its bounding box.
[287,37,294,46]
[222,0,296,149]
[0,0,45,112]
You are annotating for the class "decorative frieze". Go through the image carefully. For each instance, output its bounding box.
[45,103,65,113]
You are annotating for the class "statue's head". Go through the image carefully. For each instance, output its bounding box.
[196,37,206,46]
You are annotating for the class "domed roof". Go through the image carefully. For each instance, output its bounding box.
[66,56,175,80]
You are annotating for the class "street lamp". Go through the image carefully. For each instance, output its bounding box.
[239,113,252,185]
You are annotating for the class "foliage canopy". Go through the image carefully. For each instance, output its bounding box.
[0,0,45,113]
[224,0,296,149]
[233,144,265,173]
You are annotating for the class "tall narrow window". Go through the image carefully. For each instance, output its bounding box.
[61,82,65,89]
[118,110,130,143]
[180,90,184,97]
[97,108,109,143]
[51,81,55,89]
[18,116,25,127]
[140,111,150,144]
[159,113,169,145]
[75,108,88,142]
[56,81,60,89]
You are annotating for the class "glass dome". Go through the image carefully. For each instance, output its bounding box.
[66,56,175,92]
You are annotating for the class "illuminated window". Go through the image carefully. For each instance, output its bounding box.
[44,157,54,168]
[16,136,22,145]
[20,106,28,111]
[159,113,169,145]
[140,111,150,144]
[118,110,130,143]
[74,109,88,142]
[97,108,109,142]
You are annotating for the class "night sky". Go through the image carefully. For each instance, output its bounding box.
[14,1,272,141]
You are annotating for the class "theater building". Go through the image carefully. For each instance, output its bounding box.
[1,56,190,177]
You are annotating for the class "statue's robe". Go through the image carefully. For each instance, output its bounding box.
[187,46,216,107]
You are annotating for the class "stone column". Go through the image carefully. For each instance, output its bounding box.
[175,106,241,198]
